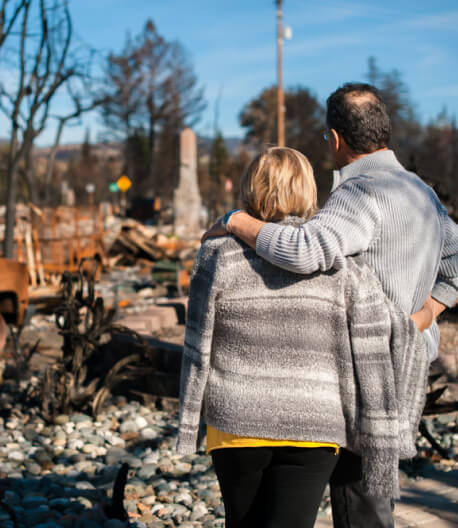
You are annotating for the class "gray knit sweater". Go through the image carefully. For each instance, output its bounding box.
[256,150,458,361]
[177,221,429,497]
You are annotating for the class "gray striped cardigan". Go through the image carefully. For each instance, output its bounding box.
[177,219,429,497]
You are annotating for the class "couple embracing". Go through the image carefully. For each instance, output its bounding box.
[177,83,458,528]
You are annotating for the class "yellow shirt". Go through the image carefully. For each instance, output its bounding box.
[206,425,339,455]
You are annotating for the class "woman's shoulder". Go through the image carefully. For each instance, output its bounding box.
[195,236,249,272]
[200,235,250,257]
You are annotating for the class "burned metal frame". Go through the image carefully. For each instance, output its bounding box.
[41,257,170,421]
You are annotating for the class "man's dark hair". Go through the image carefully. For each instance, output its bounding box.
[326,83,391,154]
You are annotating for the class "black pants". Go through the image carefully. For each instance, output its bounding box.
[330,449,394,528]
[211,446,338,528]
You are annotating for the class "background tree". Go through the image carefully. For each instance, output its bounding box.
[162,41,206,130]
[126,129,150,194]
[66,131,98,203]
[98,33,144,184]
[417,110,458,220]
[0,0,85,258]
[0,0,27,48]
[153,116,179,204]
[198,135,248,224]
[226,146,251,210]
[137,21,169,196]
[99,20,205,202]
[208,132,230,222]
[240,85,331,204]
[63,130,120,207]
[153,41,205,204]
[42,73,107,205]
[366,57,421,168]
[239,86,278,149]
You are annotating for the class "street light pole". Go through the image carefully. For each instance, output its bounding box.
[276,0,285,147]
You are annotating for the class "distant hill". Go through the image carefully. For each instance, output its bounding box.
[3,134,251,166]
[198,135,255,157]
[34,142,122,162]
[33,136,248,161]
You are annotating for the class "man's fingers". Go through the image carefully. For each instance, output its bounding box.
[201,229,213,243]
[410,292,448,332]
[201,219,227,243]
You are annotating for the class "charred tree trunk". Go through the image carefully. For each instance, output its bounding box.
[148,96,156,196]
[22,143,38,204]
[43,118,65,205]
[3,127,21,258]
[4,166,19,258]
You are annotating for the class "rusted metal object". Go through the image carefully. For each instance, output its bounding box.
[41,259,183,421]
[0,315,7,356]
[10,205,105,286]
[36,205,105,278]
[0,258,28,326]
[0,259,30,381]
[41,258,117,420]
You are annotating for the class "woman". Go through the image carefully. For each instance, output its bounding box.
[177,147,428,528]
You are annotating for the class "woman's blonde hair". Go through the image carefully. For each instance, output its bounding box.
[240,147,317,222]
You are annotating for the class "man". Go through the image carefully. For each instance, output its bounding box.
[203,83,458,527]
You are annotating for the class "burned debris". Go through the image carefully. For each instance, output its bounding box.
[39,259,184,422]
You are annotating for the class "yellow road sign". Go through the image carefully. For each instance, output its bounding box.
[117,175,132,193]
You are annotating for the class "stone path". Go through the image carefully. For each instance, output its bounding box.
[314,468,458,527]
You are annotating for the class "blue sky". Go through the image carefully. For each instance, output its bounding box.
[33,1,458,144]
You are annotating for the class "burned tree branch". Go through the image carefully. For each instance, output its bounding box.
[419,419,454,460]
[103,463,129,521]
[0,0,28,49]
[43,86,108,203]
[1,0,87,257]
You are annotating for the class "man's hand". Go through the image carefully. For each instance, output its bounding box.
[410,293,447,332]
[201,211,265,248]
[201,216,228,244]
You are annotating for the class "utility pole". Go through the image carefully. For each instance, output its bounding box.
[276,0,285,147]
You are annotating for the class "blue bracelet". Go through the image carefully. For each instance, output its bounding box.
[222,209,241,232]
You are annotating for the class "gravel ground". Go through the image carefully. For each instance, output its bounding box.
[0,375,456,528]
[0,378,227,528]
